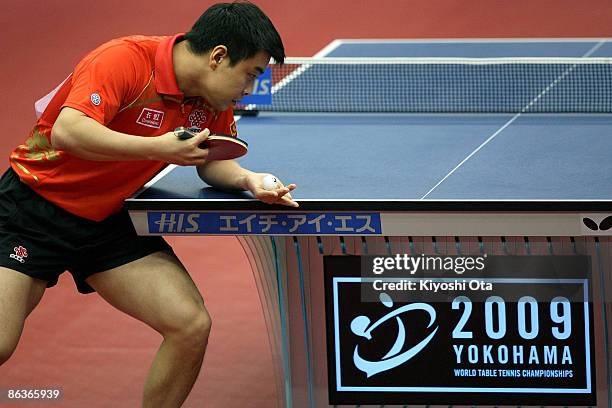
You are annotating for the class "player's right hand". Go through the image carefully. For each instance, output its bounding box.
[151,128,211,166]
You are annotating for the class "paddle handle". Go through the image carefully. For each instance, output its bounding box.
[174,127,199,140]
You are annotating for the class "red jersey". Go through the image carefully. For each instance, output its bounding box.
[10,34,236,221]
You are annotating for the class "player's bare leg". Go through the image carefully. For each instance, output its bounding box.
[0,268,46,365]
[86,251,211,408]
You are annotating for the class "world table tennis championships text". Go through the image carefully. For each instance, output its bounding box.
[370,254,486,275]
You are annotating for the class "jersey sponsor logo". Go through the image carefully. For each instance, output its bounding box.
[90,93,102,106]
[188,109,207,130]
[136,108,165,129]
[230,120,237,137]
[10,245,28,263]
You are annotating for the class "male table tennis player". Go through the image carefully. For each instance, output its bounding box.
[0,2,297,406]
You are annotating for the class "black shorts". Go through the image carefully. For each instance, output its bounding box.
[0,168,171,294]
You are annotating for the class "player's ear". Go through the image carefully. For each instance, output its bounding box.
[210,46,228,69]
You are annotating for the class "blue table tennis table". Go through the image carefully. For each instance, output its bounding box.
[127,40,612,408]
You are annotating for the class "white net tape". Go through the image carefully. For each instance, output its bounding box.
[238,57,612,113]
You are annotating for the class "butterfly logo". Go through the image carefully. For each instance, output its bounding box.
[582,215,612,231]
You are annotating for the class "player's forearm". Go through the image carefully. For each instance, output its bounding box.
[196,160,254,190]
[51,107,157,161]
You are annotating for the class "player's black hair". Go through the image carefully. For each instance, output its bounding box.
[184,1,285,65]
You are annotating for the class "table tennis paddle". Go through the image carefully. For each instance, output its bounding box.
[174,127,248,160]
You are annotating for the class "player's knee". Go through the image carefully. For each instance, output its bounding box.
[184,309,212,340]
[175,311,212,352]
[162,304,212,348]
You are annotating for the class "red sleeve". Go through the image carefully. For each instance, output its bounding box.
[62,43,147,125]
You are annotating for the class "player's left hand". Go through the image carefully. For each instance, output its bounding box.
[246,173,299,207]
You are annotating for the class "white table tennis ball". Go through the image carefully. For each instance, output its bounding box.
[262,175,279,190]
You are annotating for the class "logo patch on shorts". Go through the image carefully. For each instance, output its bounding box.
[137,108,165,129]
[90,93,102,106]
[10,245,28,263]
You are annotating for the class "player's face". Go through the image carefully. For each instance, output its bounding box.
[203,50,270,111]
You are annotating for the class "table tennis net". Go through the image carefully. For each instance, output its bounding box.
[238,57,612,113]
